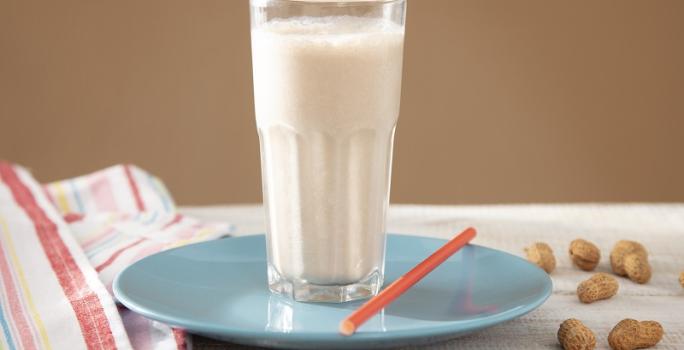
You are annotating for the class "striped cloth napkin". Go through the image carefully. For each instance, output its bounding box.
[0,162,231,350]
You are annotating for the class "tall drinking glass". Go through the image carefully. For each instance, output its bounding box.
[250,0,406,302]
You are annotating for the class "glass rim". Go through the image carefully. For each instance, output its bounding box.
[250,0,405,6]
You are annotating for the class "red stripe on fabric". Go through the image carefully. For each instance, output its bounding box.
[95,238,145,273]
[172,328,187,350]
[64,213,85,223]
[0,243,37,350]
[0,163,118,350]
[123,165,145,212]
[161,214,183,230]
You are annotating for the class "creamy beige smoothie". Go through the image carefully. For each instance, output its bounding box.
[251,12,405,300]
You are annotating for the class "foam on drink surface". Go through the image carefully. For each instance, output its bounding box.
[252,16,404,285]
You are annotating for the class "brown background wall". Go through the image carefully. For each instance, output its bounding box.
[2,0,683,205]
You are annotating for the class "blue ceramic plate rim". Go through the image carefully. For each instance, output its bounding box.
[113,234,553,346]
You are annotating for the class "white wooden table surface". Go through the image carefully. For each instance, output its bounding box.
[180,204,684,349]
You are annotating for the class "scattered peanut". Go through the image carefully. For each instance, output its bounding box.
[569,239,601,271]
[623,253,651,284]
[608,319,663,350]
[610,241,648,276]
[525,242,556,273]
[577,273,619,303]
[679,272,683,288]
[558,318,596,350]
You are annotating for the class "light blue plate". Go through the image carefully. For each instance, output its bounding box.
[113,234,552,349]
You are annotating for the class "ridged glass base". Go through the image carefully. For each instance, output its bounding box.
[268,265,383,303]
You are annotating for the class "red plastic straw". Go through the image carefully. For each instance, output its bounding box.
[339,227,477,336]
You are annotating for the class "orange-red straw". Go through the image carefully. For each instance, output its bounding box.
[339,227,477,336]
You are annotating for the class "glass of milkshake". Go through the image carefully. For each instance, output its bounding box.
[250,0,406,302]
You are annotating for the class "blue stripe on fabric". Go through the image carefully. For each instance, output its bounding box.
[0,299,17,350]
[68,179,85,212]
[86,233,123,258]
[141,211,158,225]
